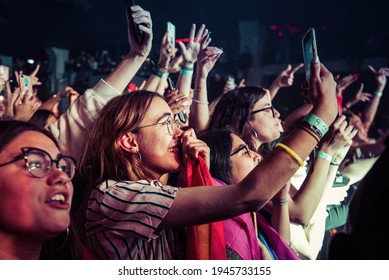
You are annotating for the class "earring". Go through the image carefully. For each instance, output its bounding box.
[137,152,142,162]
[253,130,258,138]
[51,227,69,254]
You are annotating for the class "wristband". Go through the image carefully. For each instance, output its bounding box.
[275,143,304,167]
[180,64,194,71]
[303,113,329,136]
[374,91,383,97]
[180,69,193,77]
[273,198,288,206]
[316,151,333,162]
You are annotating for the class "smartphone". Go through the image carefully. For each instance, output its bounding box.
[0,65,9,84]
[19,73,33,95]
[128,0,144,45]
[167,77,186,124]
[167,21,176,46]
[302,28,318,83]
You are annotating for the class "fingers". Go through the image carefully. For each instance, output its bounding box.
[368,65,377,74]
[161,31,168,43]
[31,64,40,76]
[194,24,206,42]
[291,63,304,75]
[188,23,196,42]
[358,83,364,92]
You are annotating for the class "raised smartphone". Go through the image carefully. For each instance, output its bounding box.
[167,21,176,46]
[302,28,318,83]
[19,73,33,95]
[128,0,144,45]
[167,77,186,124]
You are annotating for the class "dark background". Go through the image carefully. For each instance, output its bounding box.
[1,0,389,61]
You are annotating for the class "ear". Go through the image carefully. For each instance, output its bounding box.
[118,132,139,154]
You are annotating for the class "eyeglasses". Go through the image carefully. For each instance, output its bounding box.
[251,106,275,118]
[231,144,252,157]
[0,147,76,180]
[137,116,180,136]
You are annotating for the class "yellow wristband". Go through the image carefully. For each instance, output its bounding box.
[275,143,304,167]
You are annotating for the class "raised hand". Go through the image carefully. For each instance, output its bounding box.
[165,89,190,116]
[29,64,42,87]
[157,31,177,69]
[178,24,208,65]
[127,5,153,58]
[353,83,372,103]
[13,88,41,121]
[368,65,389,91]
[272,63,304,88]
[334,73,358,95]
[196,34,222,79]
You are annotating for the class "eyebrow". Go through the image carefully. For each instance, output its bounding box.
[231,144,247,155]
[154,112,172,123]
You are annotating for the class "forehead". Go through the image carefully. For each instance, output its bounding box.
[144,97,172,121]
[230,134,246,148]
[252,90,271,108]
[1,131,59,157]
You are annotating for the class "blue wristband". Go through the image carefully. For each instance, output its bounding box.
[316,151,333,162]
[303,113,329,136]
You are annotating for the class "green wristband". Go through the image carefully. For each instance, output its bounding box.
[374,91,383,97]
[316,151,333,162]
[303,113,329,136]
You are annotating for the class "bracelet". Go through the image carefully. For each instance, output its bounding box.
[180,64,194,71]
[302,113,329,136]
[297,124,320,142]
[273,198,288,206]
[153,68,169,78]
[275,143,304,167]
[374,91,383,97]
[330,162,340,166]
[192,98,209,105]
[180,69,193,77]
[316,151,333,162]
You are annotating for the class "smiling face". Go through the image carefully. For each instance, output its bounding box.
[249,90,283,145]
[0,131,73,242]
[135,97,183,179]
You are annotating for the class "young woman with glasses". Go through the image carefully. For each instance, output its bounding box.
[0,120,78,259]
[74,59,338,259]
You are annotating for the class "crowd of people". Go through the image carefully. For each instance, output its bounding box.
[0,4,388,260]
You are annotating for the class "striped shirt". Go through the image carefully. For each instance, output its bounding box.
[85,179,182,260]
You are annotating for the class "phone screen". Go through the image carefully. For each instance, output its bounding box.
[167,22,176,46]
[302,28,318,83]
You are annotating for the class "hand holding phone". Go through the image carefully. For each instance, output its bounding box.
[167,77,186,124]
[128,0,144,45]
[302,28,318,84]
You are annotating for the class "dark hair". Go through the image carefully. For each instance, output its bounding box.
[0,120,59,151]
[0,120,81,259]
[29,109,55,128]
[207,86,267,152]
[198,127,234,185]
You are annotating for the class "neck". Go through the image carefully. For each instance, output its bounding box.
[0,232,42,260]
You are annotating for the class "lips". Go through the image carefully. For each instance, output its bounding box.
[46,191,70,209]
[168,145,181,153]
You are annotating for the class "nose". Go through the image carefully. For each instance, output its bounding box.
[274,107,281,118]
[46,165,71,186]
[173,126,184,138]
[252,151,262,163]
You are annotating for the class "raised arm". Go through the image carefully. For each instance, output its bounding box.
[190,36,222,133]
[158,59,339,230]
[360,65,389,131]
[268,63,303,100]
[47,5,153,158]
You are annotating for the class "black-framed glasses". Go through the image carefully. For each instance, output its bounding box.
[0,147,76,180]
[251,106,275,118]
[231,144,252,157]
[138,116,180,136]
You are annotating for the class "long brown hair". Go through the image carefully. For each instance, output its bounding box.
[78,90,164,185]
[74,91,164,242]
